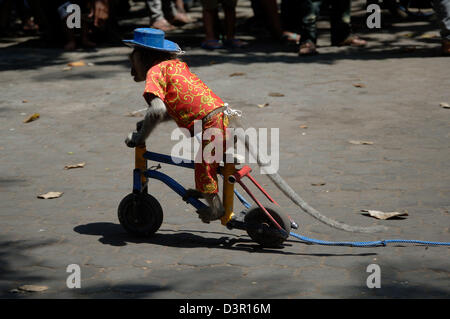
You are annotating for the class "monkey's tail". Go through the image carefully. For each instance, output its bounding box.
[228,115,388,234]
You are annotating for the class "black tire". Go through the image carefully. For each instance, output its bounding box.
[244,204,291,248]
[118,193,163,237]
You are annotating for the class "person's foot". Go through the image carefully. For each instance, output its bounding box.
[298,41,318,56]
[170,12,191,25]
[442,39,450,56]
[201,39,223,50]
[64,40,77,51]
[23,18,38,31]
[81,37,96,49]
[337,35,367,47]
[151,18,176,32]
[281,31,300,45]
[223,38,248,49]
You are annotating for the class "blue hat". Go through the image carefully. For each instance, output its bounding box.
[123,28,181,53]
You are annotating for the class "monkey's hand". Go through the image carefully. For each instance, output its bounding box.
[124,131,142,148]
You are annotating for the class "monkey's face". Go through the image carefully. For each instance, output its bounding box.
[129,50,147,82]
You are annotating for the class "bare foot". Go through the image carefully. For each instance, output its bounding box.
[171,12,191,25]
[151,19,176,32]
[298,41,318,56]
[338,35,367,47]
[282,31,300,45]
[64,40,77,51]
[81,37,96,48]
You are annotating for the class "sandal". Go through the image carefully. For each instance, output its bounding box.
[298,41,318,56]
[223,38,248,49]
[201,39,223,50]
[281,31,300,45]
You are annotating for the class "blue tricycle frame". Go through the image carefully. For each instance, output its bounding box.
[118,142,295,248]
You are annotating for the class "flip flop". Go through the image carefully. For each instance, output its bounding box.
[223,38,248,49]
[281,31,300,45]
[201,39,223,50]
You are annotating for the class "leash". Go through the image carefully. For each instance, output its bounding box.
[288,232,450,247]
[203,104,450,247]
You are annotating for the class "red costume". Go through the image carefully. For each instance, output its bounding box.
[144,59,228,194]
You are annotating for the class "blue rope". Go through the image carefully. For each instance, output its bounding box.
[231,191,450,247]
[289,232,450,247]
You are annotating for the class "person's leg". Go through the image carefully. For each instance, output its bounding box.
[260,0,283,39]
[330,0,366,46]
[200,0,221,48]
[298,0,320,55]
[146,0,175,31]
[431,0,450,54]
[223,0,248,47]
[223,0,236,41]
[299,0,320,44]
[161,0,176,21]
[280,0,301,44]
[171,0,191,24]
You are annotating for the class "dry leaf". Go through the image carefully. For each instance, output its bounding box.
[18,285,48,292]
[402,33,414,37]
[229,72,246,77]
[420,33,438,39]
[268,92,285,97]
[64,162,85,170]
[37,192,63,199]
[361,209,408,220]
[257,103,269,108]
[349,140,374,145]
[353,83,366,88]
[68,60,86,67]
[299,125,308,129]
[311,182,326,186]
[23,113,40,123]
[440,102,449,109]
[22,99,28,103]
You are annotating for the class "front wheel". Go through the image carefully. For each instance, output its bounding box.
[118,193,163,237]
[244,204,291,248]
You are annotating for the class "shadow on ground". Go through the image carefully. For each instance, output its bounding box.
[323,261,450,298]
[0,236,56,298]
[74,222,377,258]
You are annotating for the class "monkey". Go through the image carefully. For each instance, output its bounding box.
[124,30,387,233]
[125,47,227,224]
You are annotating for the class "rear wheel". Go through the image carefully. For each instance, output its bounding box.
[244,204,291,248]
[118,193,163,237]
